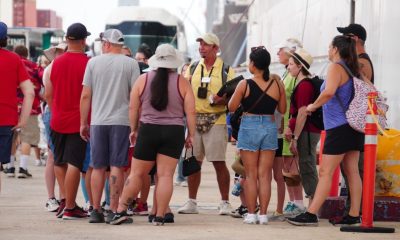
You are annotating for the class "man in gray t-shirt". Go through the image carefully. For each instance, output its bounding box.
[80,29,140,223]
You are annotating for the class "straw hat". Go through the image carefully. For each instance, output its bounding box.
[43,42,67,62]
[288,48,313,74]
[148,44,184,69]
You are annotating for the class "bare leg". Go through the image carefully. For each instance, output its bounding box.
[155,154,178,217]
[258,150,275,215]
[54,164,67,200]
[91,168,106,210]
[85,167,93,206]
[273,156,285,213]
[212,161,231,201]
[341,151,362,216]
[241,150,260,213]
[307,154,345,214]
[45,149,56,199]
[109,167,125,212]
[64,164,81,209]
[117,159,154,212]
[187,161,203,199]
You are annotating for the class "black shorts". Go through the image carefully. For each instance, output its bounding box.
[51,130,87,170]
[323,124,364,155]
[133,123,185,161]
[276,138,283,157]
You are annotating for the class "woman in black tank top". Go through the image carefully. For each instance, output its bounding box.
[228,46,286,224]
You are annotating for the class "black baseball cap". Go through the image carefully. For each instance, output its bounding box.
[337,23,367,41]
[66,23,91,40]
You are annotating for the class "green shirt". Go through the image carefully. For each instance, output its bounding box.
[282,70,297,156]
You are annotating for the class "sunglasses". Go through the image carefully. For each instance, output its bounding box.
[251,46,266,52]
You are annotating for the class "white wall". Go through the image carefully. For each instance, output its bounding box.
[355,0,400,129]
[0,0,13,26]
[247,0,400,129]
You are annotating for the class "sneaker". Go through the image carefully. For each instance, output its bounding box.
[109,211,133,225]
[3,167,15,177]
[17,167,32,178]
[180,181,188,187]
[258,214,268,225]
[283,202,293,215]
[267,211,285,222]
[178,200,199,214]
[126,204,134,216]
[101,201,110,211]
[56,199,66,218]
[152,216,164,226]
[148,214,155,223]
[164,212,174,223]
[35,159,42,166]
[219,201,233,215]
[132,202,149,216]
[230,205,248,218]
[329,214,361,226]
[41,159,47,166]
[287,212,318,226]
[89,209,105,223]
[45,198,59,212]
[87,206,94,217]
[62,205,88,220]
[243,213,258,224]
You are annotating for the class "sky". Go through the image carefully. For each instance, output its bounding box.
[36,0,206,55]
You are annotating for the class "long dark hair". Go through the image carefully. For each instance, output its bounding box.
[150,68,169,111]
[332,35,359,76]
[249,47,271,81]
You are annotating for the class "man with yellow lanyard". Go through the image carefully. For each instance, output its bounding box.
[178,33,235,215]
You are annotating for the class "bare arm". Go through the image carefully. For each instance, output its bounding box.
[228,80,247,112]
[276,79,287,114]
[181,76,196,147]
[80,86,92,141]
[14,80,34,129]
[44,76,53,109]
[129,75,145,144]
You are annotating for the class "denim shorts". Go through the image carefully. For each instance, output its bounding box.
[42,108,55,152]
[237,115,278,152]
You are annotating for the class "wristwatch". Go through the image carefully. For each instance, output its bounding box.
[292,135,299,141]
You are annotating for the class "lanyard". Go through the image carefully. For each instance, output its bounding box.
[200,65,214,88]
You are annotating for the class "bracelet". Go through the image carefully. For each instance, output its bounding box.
[292,135,299,141]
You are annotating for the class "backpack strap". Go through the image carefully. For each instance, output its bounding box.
[221,62,230,85]
[336,61,355,78]
[189,60,200,76]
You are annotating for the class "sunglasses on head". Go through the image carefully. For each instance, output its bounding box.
[251,46,266,52]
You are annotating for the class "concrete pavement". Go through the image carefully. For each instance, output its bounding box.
[0,143,398,240]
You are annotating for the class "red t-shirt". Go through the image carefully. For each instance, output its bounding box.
[18,58,42,115]
[50,52,89,133]
[0,49,30,126]
[289,79,320,133]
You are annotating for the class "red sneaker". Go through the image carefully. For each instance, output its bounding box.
[133,202,149,216]
[56,199,66,218]
[62,205,88,220]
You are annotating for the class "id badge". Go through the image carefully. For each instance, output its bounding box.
[201,77,211,83]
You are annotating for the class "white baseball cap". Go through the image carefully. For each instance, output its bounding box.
[274,38,303,52]
[196,33,220,47]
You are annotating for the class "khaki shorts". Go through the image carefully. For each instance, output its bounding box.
[20,115,40,146]
[194,124,228,162]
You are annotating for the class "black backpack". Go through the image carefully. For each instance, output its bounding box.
[189,60,230,85]
[291,76,324,130]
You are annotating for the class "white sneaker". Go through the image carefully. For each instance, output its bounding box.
[41,159,47,166]
[291,203,306,216]
[177,199,199,214]
[35,159,42,166]
[243,213,258,224]
[267,211,285,222]
[45,198,59,212]
[218,201,233,215]
[180,181,188,187]
[258,214,268,225]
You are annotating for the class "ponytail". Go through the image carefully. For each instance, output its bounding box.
[262,67,270,82]
[150,68,169,111]
[332,35,359,76]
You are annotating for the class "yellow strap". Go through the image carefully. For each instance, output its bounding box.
[367,100,400,138]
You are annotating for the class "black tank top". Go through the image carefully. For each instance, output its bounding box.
[359,53,374,84]
[241,79,278,114]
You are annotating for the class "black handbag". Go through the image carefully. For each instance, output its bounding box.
[182,147,201,177]
[230,79,275,140]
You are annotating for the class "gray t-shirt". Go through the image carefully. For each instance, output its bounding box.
[83,54,140,126]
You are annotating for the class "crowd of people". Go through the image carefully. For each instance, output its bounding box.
[0,20,375,227]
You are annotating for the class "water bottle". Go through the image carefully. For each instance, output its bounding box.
[231,181,242,196]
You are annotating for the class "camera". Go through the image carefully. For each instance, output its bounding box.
[197,86,208,99]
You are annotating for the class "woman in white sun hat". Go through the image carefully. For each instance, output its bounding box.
[111,44,196,226]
